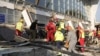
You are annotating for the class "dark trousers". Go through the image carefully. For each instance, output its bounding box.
[29,30,37,41]
[55,41,62,49]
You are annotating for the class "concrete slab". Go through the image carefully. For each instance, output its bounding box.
[0,47,33,55]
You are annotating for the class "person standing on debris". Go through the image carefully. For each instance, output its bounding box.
[15,17,24,36]
[30,20,38,42]
[78,26,85,52]
[45,17,56,42]
[64,25,71,49]
[65,26,78,53]
[54,27,64,56]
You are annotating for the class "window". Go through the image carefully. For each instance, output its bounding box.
[0,7,6,14]
[54,0,59,12]
[14,10,21,23]
[69,0,72,10]
[15,10,21,16]
[30,12,35,20]
[15,15,20,23]
[65,0,69,14]
[46,0,52,10]
[36,14,49,24]
[7,14,14,24]
[38,0,45,7]
[25,0,35,4]
[60,0,64,13]
[73,0,75,10]
[8,9,14,15]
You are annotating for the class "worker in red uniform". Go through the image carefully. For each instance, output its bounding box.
[45,17,56,42]
[77,26,85,52]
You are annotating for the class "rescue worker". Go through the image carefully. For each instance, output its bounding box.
[65,26,78,53]
[30,20,38,42]
[45,17,56,42]
[64,25,71,48]
[78,26,85,52]
[15,17,30,42]
[54,27,64,56]
[15,17,24,36]
[58,19,65,35]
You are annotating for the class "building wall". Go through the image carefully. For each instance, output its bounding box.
[0,0,22,25]
[0,0,99,29]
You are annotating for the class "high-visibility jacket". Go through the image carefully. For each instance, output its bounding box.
[16,22,24,31]
[79,30,85,38]
[54,30,64,41]
[59,22,64,29]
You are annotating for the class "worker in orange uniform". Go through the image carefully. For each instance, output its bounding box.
[78,26,85,52]
[45,17,56,42]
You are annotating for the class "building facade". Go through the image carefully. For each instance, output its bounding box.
[0,0,99,30]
